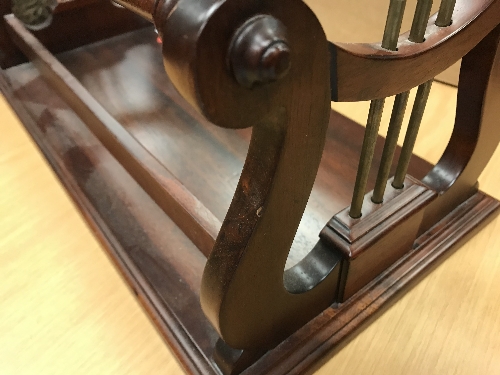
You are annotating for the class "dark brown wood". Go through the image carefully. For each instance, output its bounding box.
[112,0,156,21]
[321,176,437,301]
[420,23,500,233]
[154,0,500,352]
[0,55,498,374]
[2,0,500,373]
[4,14,220,257]
[330,0,500,101]
[252,192,499,375]
[0,70,216,375]
[2,65,498,374]
[0,0,149,69]
[53,0,99,12]
[213,339,265,375]
[228,15,291,89]
[7,24,432,270]
[153,0,346,350]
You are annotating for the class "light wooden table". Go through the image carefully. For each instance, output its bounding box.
[1,81,499,375]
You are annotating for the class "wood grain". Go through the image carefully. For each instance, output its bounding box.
[5,14,220,258]
[3,25,432,271]
[0,91,184,375]
[329,0,500,101]
[0,0,500,372]
[2,74,500,373]
[303,0,460,86]
[420,23,500,233]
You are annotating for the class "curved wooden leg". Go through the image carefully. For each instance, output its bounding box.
[420,24,500,233]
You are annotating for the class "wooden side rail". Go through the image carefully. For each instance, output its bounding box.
[4,14,220,257]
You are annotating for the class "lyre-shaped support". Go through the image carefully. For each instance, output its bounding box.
[156,0,341,350]
[144,0,500,352]
[322,0,500,302]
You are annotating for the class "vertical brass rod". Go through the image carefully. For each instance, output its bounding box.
[392,80,433,188]
[348,0,408,218]
[349,98,385,218]
[409,0,434,42]
[381,0,408,50]
[378,0,433,193]
[435,0,457,27]
[372,0,438,203]
[371,91,410,203]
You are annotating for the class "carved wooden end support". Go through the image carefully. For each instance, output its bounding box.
[324,0,500,302]
[152,0,342,355]
[113,0,500,371]
[2,0,500,373]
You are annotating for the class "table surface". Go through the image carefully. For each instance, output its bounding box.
[1,80,500,375]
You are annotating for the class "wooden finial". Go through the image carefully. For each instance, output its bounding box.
[229,15,291,88]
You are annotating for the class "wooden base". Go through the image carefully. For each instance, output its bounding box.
[321,175,438,301]
[1,26,499,375]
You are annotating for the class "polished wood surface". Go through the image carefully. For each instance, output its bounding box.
[1,0,499,371]
[2,72,500,373]
[155,0,340,350]
[304,0,460,86]
[4,14,220,258]
[329,0,500,101]
[0,93,184,374]
[420,23,500,233]
[6,22,487,368]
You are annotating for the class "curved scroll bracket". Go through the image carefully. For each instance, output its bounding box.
[329,0,500,101]
[419,23,500,233]
[158,0,341,350]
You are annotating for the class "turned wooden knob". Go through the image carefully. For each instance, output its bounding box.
[229,15,291,88]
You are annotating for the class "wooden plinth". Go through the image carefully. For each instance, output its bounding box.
[1,26,498,375]
[321,176,438,301]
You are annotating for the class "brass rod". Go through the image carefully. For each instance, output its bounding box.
[392,80,433,188]
[372,0,433,201]
[349,98,386,218]
[381,0,409,50]
[368,0,412,203]
[348,0,408,218]
[409,0,434,43]
[435,0,457,27]
[371,91,410,203]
